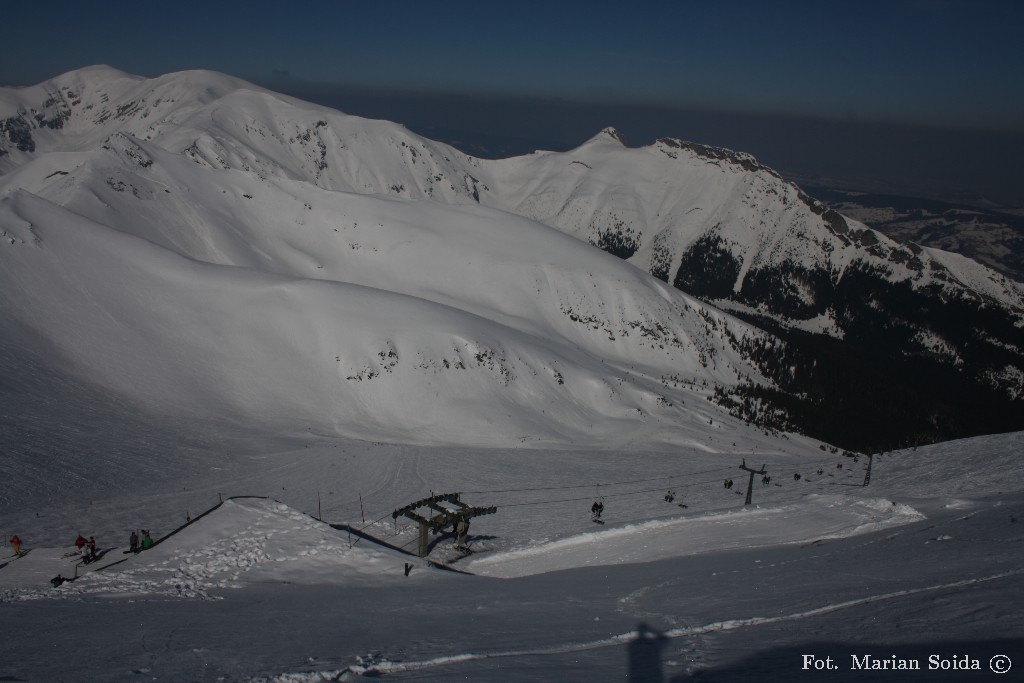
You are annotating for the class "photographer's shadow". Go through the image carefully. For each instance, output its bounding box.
[627,622,669,683]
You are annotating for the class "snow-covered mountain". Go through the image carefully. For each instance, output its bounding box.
[465,127,1024,447]
[0,66,781,465]
[2,68,1022,683]
[5,66,1018,312]
[2,66,1022,455]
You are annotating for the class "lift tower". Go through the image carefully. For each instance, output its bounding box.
[739,459,767,506]
[392,493,497,557]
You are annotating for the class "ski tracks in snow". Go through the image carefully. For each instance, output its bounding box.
[256,569,1021,681]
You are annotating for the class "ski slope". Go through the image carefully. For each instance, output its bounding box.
[2,432,1022,682]
[466,495,925,579]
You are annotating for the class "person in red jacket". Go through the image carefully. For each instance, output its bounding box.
[75,534,86,551]
[10,534,22,556]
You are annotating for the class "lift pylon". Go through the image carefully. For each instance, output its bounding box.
[739,459,767,506]
[392,493,497,557]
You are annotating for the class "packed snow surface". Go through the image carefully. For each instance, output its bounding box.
[2,432,1022,682]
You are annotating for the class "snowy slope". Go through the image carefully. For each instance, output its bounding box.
[1,497,430,600]
[0,156,766,451]
[1,67,784,465]
[1,432,1021,682]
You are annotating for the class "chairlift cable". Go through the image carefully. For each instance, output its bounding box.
[462,464,737,496]
[500,477,730,508]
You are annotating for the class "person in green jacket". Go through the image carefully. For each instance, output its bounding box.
[140,530,154,550]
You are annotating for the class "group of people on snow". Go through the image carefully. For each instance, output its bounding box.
[13,527,155,570]
[129,529,154,553]
[74,534,99,563]
[42,529,155,589]
[665,490,687,508]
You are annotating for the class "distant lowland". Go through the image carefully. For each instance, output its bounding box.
[801,185,1024,283]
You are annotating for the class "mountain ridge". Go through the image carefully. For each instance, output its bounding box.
[1,69,781,462]
[2,66,1021,452]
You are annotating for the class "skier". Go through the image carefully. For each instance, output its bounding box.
[664,490,675,503]
[50,574,66,588]
[129,530,139,553]
[141,530,154,550]
[75,534,86,552]
[10,534,22,556]
[87,536,97,562]
[591,500,604,521]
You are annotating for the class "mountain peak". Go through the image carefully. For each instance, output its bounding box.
[582,126,627,147]
[59,64,136,79]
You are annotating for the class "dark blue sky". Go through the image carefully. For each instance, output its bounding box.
[3,0,1023,204]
